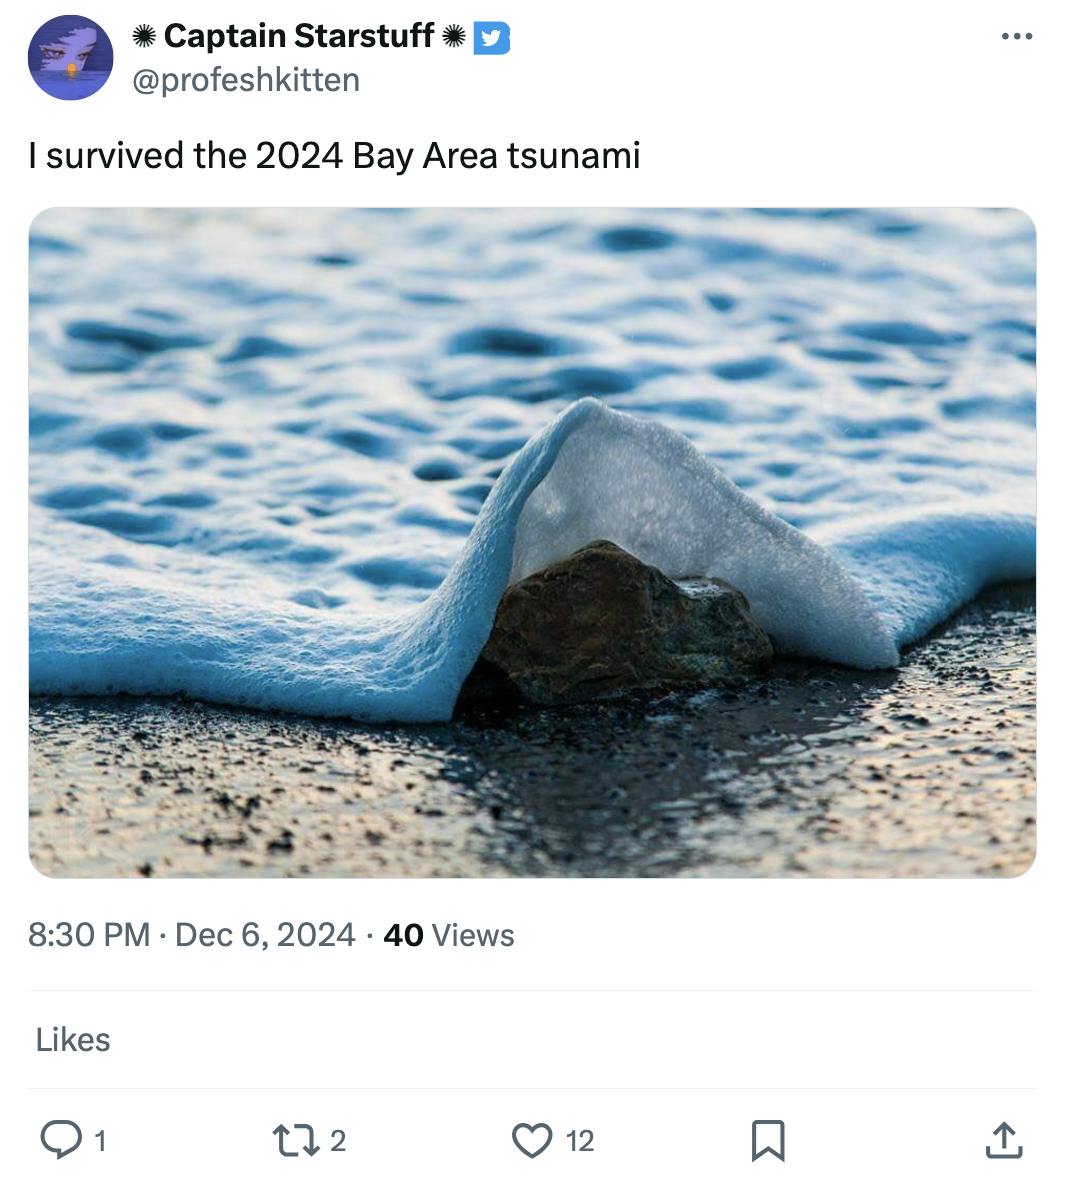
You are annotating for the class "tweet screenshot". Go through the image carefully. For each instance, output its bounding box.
[5,2,1060,1184]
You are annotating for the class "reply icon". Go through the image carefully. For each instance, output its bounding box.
[752,1119,786,1162]
[40,1119,83,1160]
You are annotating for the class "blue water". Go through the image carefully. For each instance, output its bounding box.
[30,69,112,100]
[29,208,1035,721]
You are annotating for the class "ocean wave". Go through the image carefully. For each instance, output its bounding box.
[29,209,1035,722]
[29,400,1034,722]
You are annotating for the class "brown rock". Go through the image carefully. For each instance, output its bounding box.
[461,540,772,707]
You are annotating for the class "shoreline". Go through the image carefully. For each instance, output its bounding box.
[29,583,1035,879]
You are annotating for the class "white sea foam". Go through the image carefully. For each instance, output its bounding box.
[30,400,1034,720]
[28,209,1036,722]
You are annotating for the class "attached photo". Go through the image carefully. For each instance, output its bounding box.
[28,207,1036,878]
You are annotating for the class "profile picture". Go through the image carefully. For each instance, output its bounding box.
[28,14,113,99]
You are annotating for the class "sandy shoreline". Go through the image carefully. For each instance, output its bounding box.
[29,583,1035,878]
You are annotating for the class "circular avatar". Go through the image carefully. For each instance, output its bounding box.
[28,15,113,99]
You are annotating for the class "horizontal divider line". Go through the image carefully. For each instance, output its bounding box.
[27,1086,1038,1093]
[27,987,1040,995]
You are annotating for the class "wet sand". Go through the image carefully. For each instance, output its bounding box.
[29,584,1035,878]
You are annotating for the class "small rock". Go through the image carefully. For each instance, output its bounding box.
[462,540,772,706]
[266,830,295,853]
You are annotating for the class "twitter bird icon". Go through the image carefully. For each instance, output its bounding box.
[473,21,510,55]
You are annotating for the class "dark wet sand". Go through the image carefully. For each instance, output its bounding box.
[29,584,1035,878]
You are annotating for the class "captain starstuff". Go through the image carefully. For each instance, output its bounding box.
[164,21,440,52]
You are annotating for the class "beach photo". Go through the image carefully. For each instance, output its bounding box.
[28,207,1035,877]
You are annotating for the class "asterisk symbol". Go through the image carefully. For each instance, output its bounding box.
[132,24,156,48]
[443,24,466,47]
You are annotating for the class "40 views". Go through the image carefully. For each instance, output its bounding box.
[28,920,516,948]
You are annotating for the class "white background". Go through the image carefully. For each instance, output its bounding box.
[2,2,1060,1185]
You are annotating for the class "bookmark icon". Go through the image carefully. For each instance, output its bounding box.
[752,1119,786,1162]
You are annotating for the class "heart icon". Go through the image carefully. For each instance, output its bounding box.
[512,1122,553,1159]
